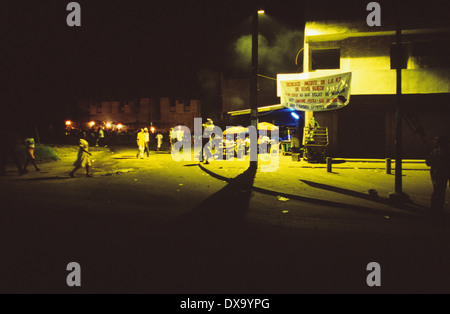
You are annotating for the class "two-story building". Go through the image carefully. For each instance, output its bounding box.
[278,17,450,158]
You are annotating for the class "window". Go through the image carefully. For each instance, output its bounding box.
[390,43,409,69]
[183,100,190,112]
[169,98,176,112]
[311,49,340,70]
[410,40,450,68]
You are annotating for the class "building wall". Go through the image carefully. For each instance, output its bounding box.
[77,97,161,130]
[159,97,201,132]
[304,32,450,95]
[280,21,450,158]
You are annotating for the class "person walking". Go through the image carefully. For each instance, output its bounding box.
[143,128,150,157]
[425,136,450,213]
[200,118,214,163]
[96,127,105,147]
[169,127,177,149]
[136,128,146,159]
[23,137,40,172]
[69,135,93,178]
[203,133,215,164]
[156,132,163,151]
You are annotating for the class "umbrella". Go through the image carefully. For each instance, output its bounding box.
[223,126,249,135]
[257,122,279,130]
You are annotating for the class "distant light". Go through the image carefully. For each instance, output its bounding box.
[291,112,300,120]
[257,9,265,14]
[89,121,95,127]
[65,120,72,126]
[150,126,156,133]
[106,122,111,128]
[117,123,123,129]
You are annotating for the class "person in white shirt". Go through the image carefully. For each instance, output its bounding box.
[169,127,176,148]
[156,133,163,151]
[143,128,150,157]
[136,129,146,159]
[176,128,184,143]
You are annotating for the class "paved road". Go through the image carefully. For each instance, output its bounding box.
[1,146,449,293]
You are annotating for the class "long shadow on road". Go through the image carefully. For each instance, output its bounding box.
[199,164,420,219]
[300,179,431,215]
[151,164,421,294]
[158,165,260,293]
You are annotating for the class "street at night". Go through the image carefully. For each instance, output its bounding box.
[1,146,449,294]
[2,0,450,301]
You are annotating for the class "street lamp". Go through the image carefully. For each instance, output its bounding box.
[250,9,265,170]
[389,3,408,202]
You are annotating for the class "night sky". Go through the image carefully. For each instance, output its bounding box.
[2,0,445,126]
[3,1,305,117]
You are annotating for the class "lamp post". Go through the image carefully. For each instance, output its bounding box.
[389,2,408,202]
[250,9,264,170]
[394,25,403,194]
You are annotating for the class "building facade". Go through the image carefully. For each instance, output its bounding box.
[278,19,450,158]
[159,97,201,132]
[76,97,201,133]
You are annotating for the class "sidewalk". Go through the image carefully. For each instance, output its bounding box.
[198,154,447,218]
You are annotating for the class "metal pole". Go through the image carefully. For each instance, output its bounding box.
[394,22,402,193]
[385,158,391,174]
[326,157,332,173]
[250,10,259,170]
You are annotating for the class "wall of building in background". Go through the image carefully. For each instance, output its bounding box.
[159,97,201,132]
[76,96,201,133]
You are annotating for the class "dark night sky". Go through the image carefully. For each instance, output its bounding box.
[2,0,446,125]
[3,1,305,111]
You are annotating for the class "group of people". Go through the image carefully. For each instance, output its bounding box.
[65,132,450,214]
[136,128,164,159]
[169,127,188,148]
[1,122,449,215]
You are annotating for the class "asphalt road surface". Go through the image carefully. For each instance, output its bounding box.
[1,146,449,294]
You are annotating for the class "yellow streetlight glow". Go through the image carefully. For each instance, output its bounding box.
[89,121,95,127]
[65,120,72,126]
[117,123,123,129]
[257,10,265,14]
[106,122,111,128]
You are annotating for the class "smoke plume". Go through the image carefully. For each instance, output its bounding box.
[231,29,304,77]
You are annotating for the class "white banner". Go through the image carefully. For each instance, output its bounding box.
[280,72,352,111]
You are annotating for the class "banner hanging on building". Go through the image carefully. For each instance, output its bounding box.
[280,72,352,111]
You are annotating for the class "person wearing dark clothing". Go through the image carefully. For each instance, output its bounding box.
[200,118,214,163]
[425,136,450,213]
[0,127,26,176]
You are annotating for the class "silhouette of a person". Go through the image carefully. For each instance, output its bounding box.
[425,136,450,213]
[23,137,40,172]
[0,126,26,176]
